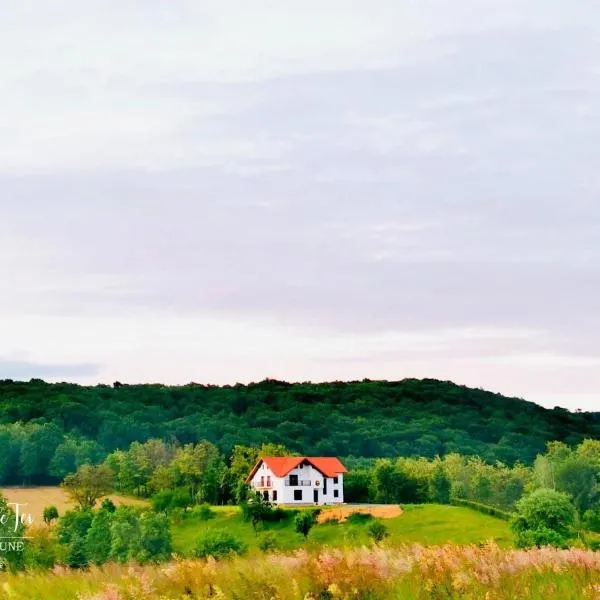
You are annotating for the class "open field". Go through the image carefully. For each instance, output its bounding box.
[171,504,513,555]
[318,504,403,523]
[0,487,148,523]
[2,544,600,600]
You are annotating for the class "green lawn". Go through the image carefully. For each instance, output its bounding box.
[171,504,513,555]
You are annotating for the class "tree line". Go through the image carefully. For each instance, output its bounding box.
[0,378,598,485]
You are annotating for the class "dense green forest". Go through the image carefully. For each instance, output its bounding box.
[0,377,598,485]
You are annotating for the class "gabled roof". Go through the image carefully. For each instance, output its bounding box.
[245,456,347,483]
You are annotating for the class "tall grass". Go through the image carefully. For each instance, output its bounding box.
[1,544,600,599]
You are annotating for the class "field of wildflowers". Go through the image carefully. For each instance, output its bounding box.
[1,543,600,600]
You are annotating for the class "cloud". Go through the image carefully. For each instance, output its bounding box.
[0,359,100,380]
[1,1,599,410]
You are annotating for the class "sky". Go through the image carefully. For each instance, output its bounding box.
[1,1,599,411]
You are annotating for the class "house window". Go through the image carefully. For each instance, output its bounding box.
[267,476,271,487]
[294,490,303,501]
[273,490,278,502]
[334,490,339,498]
[289,474,298,486]
[333,477,339,484]
[263,491,269,501]
[260,476,264,487]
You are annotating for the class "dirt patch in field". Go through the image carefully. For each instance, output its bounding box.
[318,504,402,523]
[0,486,148,525]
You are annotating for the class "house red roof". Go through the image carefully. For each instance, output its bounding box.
[245,456,347,483]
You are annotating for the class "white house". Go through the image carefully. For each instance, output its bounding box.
[246,456,347,505]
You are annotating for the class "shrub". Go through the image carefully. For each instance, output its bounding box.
[257,531,279,552]
[367,520,389,544]
[294,512,315,540]
[101,498,117,513]
[452,499,512,521]
[192,503,215,521]
[194,529,247,559]
[264,507,296,522]
[347,512,374,525]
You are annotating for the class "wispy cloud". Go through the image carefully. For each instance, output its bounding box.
[1,1,599,409]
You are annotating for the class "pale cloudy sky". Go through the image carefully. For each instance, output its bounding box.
[2,1,599,411]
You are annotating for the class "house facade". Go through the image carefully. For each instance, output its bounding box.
[246,456,347,505]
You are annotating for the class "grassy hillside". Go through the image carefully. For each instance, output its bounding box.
[171,504,513,554]
[0,378,598,486]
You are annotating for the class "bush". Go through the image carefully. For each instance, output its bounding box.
[367,520,389,544]
[194,529,247,559]
[192,503,215,521]
[264,507,296,522]
[514,526,569,549]
[257,531,279,552]
[294,512,316,540]
[101,498,117,513]
[452,499,512,521]
[347,512,374,525]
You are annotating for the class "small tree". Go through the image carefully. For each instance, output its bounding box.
[511,488,576,548]
[63,464,114,510]
[65,534,89,569]
[294,511,315,540]
[243,492,272,532]
[367,520,389,544]
[43,505,59,525]
[134,513,172,563]
[85,509,113,565]
[429,464,451,504]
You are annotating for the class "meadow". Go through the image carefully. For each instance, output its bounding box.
[0,487,148,523]
[171,504,513,555]
[2,544,600,600]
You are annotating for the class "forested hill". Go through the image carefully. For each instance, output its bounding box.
[0,378,598,471]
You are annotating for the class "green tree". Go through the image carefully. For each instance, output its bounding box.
[134,513,172,563]
[43,505,59,525]
[85,509,113,565]
[429,464,451,504]
[294,511,315,540]
[512,489,576,548]
[242,491,272,532]
[57,509,94,545]
[555,457,597,513]
[65,533,89,569]
[152,490,175,515]
[109,507,140,563]
[62,464,113,509]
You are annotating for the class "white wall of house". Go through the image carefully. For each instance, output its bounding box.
[249,461,344,505]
